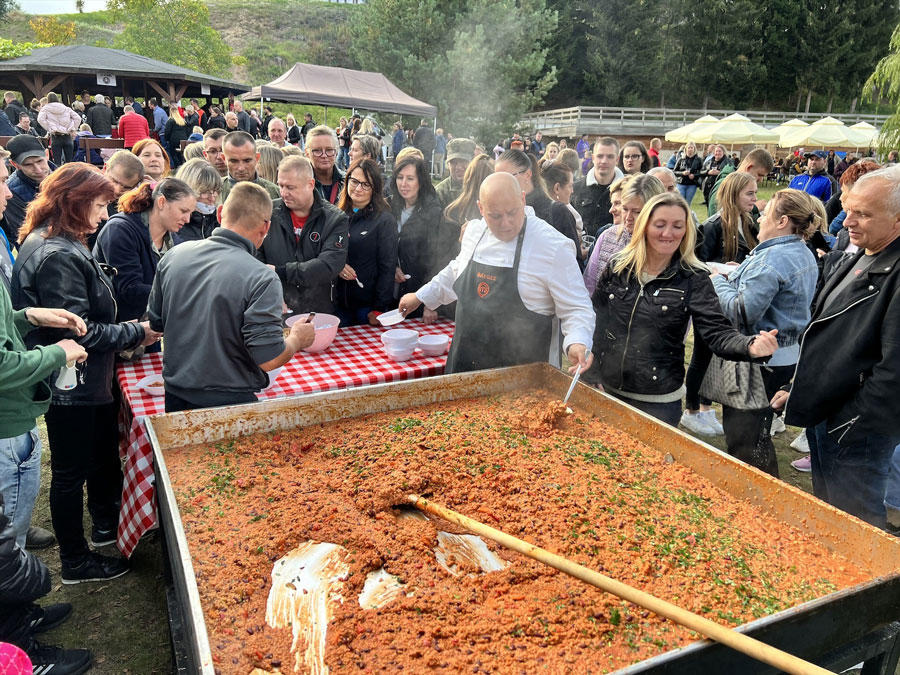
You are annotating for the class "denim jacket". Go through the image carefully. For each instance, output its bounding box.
[711,234,818,348]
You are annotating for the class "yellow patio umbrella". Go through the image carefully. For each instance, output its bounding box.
[689,113,779,145]
[778,116,871,148]
[664,115,720,144]
[769,118,809,139]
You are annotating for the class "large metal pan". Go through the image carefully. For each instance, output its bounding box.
[148,363,900,674]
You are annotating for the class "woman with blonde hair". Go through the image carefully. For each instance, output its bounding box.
[442,153,494,251]
[699,171,759,264]
[591,192,777,425]
[538,141,559,166]
[683,170,760,435]
[256,144,283,184]
[163,106,190,169]
[285,113,302,146]
[182,142,205,161]
[709,189,821,475]
[583,174,665,295]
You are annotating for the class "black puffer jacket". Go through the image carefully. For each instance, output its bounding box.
[393,192,444,298]
[0,494,49,605]
[11,229,145,405]
[592,257,755,395]
[673,153,703,186]
[257,195,349,313]
[335,205,398,314]
[697,213,755,264]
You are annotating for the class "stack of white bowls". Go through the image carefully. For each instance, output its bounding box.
[381,329,419,361]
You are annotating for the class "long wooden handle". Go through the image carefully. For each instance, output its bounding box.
[408,494,834,675]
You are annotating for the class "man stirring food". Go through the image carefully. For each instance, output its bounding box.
[399,172,594,374]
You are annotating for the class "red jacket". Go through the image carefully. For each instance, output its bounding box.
[117,112,150,148]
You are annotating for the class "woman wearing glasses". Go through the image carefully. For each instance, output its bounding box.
[305,127,343,205]
[618,140,652,175]
[335,158,399,326]
[175,158,224,241]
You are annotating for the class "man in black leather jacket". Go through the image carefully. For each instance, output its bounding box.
[0,494,92,674]
[774,166,900,530]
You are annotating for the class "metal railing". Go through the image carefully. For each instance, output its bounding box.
[521,106,891,132]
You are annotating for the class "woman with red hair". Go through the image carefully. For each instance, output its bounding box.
[11,163,160,583]
[131,137,170,182]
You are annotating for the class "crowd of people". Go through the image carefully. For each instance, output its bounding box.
[1,89,900,673]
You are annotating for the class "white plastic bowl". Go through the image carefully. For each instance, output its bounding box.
[418,334,449,356]
[381,328,419,350]
[285,313,340,353]
[137,374,165,397]
[384,345,415,362]
[376,309,406,326]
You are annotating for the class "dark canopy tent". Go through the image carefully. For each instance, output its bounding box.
[243,62,436,117]
[0,45,248,106]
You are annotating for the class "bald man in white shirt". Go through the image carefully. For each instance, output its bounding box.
[399,172,594,374]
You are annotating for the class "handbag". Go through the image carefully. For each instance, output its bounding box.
[699,294,769,410]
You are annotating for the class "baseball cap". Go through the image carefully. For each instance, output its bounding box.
[446,138,475,163]
[7,135,46,164]
[806,149,828,159]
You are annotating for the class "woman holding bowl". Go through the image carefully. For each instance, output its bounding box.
[11,163,159,583]
[709,189,821,476]
[591,192,777,426]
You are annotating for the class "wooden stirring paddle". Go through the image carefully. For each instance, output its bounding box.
[407,494,835,675]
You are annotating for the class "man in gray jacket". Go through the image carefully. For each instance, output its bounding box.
[148,182,314,411]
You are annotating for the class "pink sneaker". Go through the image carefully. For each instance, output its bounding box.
[791,455,812,472]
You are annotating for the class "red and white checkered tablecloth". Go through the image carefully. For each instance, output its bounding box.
[114,318,454,557]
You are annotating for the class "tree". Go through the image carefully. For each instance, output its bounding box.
[0,0,17,24]
[76,0,85,11]
[106,0,233,78]
[866,21,900,151]
[583,0,664,107]
[29,17,77,46]
[352,0,557,143]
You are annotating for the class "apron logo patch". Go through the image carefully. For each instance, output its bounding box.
[477,281,491,298]
[309,231,321,242]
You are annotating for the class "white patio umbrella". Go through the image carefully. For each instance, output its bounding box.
[689,113,779,145]
[778,116,872,148]
[664,115,720,144]
[769,118,809,139]
[848,122,878,148]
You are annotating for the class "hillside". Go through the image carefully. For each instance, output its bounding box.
[2,0,360,84]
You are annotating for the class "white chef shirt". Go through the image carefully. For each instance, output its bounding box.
[416,208,595,355]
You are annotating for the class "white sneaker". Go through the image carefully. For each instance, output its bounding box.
[790,429,810,453]
[699,410,724,435]
[770,415,786,434]
[680,411,716,436]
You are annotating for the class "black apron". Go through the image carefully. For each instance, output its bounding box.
[445,221,553,374]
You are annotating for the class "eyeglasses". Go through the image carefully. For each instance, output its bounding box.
[199,189,220,200]
[348,177,373,192]
[310,148,337,157]
[108,176,140,192]
[623,154,643,161]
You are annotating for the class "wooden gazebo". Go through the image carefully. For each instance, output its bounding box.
[0,45,248,105]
